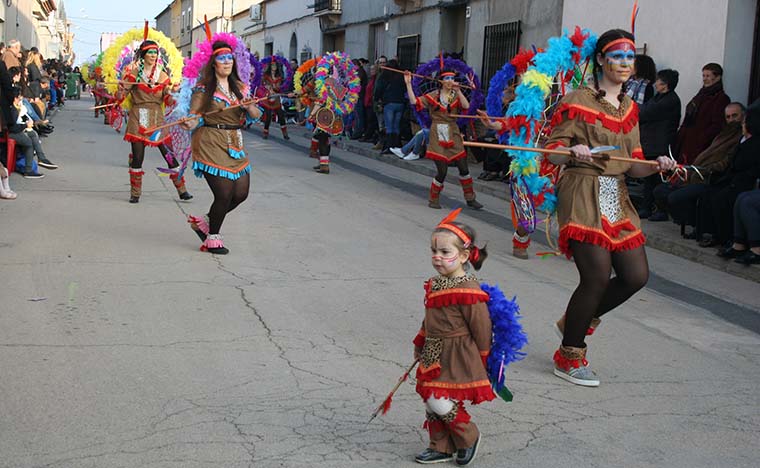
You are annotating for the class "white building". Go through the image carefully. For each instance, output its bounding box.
[563,0,758,110]
[236,0,321,63]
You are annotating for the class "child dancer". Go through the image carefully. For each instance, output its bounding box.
[412,209,494,465]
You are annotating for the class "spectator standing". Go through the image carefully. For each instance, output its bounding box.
[373,59,406,154]
[637,69,681,218]
[350,59,367,140]
[624,54,656,105]
[674,63,730,165]
[371,56,387,150]
[360,64,379,142]
[2,40,21,69]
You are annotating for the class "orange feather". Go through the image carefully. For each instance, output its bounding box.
[438,208,462,226]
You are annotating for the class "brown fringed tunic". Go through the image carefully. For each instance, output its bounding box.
[123,71,172,147]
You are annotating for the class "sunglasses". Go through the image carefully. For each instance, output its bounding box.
[215,54,234,63]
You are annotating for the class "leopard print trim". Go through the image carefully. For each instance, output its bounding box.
[426,411,439,422]
[598,176,624,223]
[421,337,443,368]
[430,274,478,292]
[439,403,459,424]
[581,86,631,118]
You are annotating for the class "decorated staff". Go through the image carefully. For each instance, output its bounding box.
[258,55,293,140]
[177,20,262,255]
[403,55,484,210]
[309,51,360,174]
[102,21,189,203]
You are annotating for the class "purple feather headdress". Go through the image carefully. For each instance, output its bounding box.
[412,56,484,128]
[260,55,294,92]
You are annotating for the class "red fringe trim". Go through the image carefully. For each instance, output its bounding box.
[559,224,646,258]
[425,289,489,308]
[417,384,495,405]
[631,148,644,160]
[449,401,472,434]
[439,140,455,149]
[124,133,169,147]
[513,237,531,249]
[416,365,441,382]
[551,102,639,134]
[426,150,466,162]
[423,418,445,435]
[553,349,588,370]
[601,217,637,238]
[413,332,426,347]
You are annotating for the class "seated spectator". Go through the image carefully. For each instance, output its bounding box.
[8,67,53,135]
[8,87,58,178]
[650,102,744,224]
[697,103,760,247]
[390,128,429,161]
[717,189,760,264]
[637,68,681,218]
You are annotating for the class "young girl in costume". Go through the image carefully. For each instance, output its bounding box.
[412,210,493,465]
[544,29,676,386]
[260,58,289,140]
[120,38,192,204]
[183,40,262,254]
[404,70,483,211]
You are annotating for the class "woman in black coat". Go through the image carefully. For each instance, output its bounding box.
[637,69,681,218]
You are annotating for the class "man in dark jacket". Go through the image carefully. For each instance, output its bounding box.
[637,69,681,218]
[697,103,760,247]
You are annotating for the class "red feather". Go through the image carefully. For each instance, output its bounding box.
[381,396,392,415]
[439,51,444,71]
[438,207,462,226]
[509,48,537,74]
[204,15,212,42]
[631,1,639,36]
[143,20,149,42]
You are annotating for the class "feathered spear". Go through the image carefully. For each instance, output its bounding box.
[368,359,419,424]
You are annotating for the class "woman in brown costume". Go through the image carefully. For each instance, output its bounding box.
[544,29,676,387]
[404,69,483,211]
[183,41,262,255]
[120,40,192,204]
[260,58,289,140]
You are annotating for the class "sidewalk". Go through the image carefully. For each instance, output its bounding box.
[256,125,760,283]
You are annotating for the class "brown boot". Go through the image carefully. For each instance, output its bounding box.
[553,345,599,387]
[314,156,330,174]
[460,175,483,210]
[512,232,530,259]
[429,179,443,209]
[129,168,144,203]
[309,138,319,158]
[170,173,193,201]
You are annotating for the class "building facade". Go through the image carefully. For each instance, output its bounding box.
[564,0,758,109]
[1,0,73,61]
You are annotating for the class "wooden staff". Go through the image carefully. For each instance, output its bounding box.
[140,96,270,135]
[463,141,660,167]
[449,113,506,121]
[380,66,475,90]
[89,102,119,110]
[367,359,419,424]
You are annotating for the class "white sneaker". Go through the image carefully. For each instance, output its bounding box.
[390,147,405,158]
[403,152,420,161]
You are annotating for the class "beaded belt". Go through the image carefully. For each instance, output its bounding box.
[204,123,243,130]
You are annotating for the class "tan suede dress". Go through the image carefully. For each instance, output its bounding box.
[123,72,172,147]
[545,87,646,257]
[414,91,466,162]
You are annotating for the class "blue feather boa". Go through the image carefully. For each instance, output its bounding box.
[480,282,528,399]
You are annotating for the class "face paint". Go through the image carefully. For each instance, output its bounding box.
[600,40,635,83]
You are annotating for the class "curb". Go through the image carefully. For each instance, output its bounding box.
[250,126,760,283]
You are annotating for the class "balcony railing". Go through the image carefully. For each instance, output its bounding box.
[314,0,341,15]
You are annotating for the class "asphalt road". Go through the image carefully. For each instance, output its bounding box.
[0,98,757,468]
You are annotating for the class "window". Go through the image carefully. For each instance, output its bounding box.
[396,35,420,71]
[187,9,192,31]
[181,12,185,33]
[265,42,273,57]
[481,21,521,92]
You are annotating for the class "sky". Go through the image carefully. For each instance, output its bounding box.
[66,0,171,64]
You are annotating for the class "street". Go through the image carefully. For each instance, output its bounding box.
[0,97,758,468]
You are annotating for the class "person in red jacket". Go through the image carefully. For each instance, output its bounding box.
[674,63,731,165]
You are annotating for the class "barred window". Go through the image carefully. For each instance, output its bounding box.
[397,35,420,71]
[481,21,521,92]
